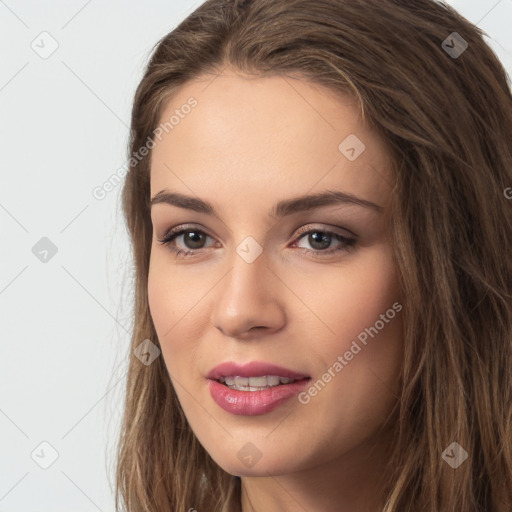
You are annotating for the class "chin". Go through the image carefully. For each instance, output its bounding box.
[211,450,302,478]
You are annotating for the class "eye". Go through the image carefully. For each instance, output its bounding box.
[157,224,356,258]
[292,225,356,256]
[157,225,216,258]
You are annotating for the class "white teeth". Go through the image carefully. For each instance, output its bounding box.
[217,375,298,390]
[234,376,249,387]
[247,376,269,387]
[267,376,281,386]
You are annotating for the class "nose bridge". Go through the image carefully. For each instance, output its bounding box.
[227,245,267,301]
[210,244,285,337]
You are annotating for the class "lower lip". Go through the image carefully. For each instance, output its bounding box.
[207,378,310,416]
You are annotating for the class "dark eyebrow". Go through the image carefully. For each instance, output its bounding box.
[150,189,383,217]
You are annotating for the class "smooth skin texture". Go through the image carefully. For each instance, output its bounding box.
[148,69,404,512]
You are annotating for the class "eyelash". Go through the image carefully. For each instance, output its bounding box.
[157,224,356,259]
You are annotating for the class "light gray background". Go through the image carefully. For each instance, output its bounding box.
[1,1,511,510]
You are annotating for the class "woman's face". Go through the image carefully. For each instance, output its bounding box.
[148,69,403,477]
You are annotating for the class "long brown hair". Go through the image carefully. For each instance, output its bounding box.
[114,1,512,510]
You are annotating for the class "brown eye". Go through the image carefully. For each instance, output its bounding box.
[157,226,215,256]
[293,228,356,256]
[179,230,208,249]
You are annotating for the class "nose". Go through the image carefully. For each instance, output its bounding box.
[210,251,286,339]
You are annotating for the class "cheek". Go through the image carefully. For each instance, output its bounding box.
[289,243,402,346]
[147,257,183,366]
[292,244,404,403]
[147,255,209,376]
[147,253,201,332]
[147,258,173,336]
[320,247,403,392]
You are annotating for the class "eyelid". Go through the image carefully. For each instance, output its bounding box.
[294,223,357,239]
[159,223,213,239]
[157,222,357,259]
[159,222,356,243]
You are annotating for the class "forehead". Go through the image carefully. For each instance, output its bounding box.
[150,71,393,209]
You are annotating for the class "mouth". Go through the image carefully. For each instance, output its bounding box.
[206,361,311,415]
[206,360,311,391]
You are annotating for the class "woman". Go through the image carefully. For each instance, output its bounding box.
[115,0,512,510]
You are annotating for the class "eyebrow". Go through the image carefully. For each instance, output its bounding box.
[150,189,383,217]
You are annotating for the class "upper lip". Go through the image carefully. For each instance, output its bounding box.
[206,361,310,380]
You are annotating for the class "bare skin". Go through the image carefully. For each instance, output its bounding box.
[148,68,404,512]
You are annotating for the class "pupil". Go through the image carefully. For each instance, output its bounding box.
[309,232,330,250]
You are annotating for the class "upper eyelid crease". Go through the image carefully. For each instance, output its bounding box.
[150,189,384,218]
[158,225,355,257]
[161,224,353,240]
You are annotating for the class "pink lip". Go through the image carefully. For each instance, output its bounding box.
[206,361,310,416]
